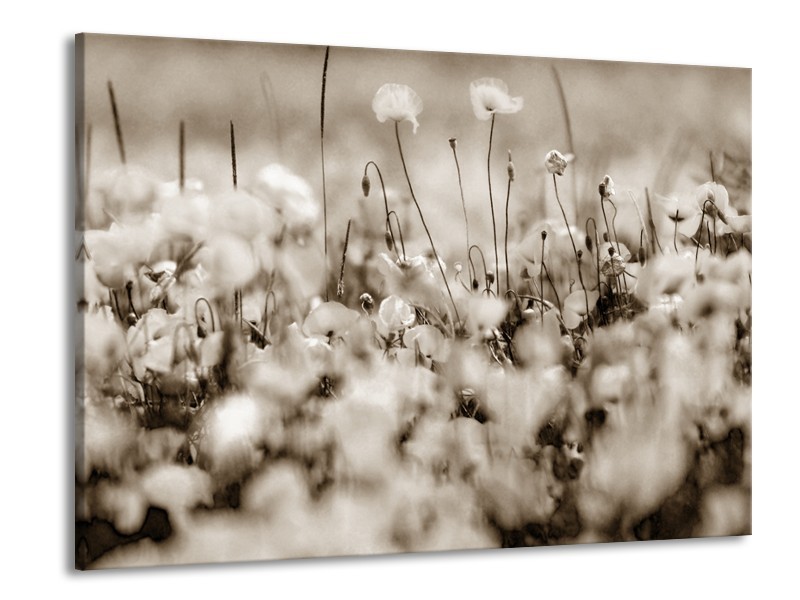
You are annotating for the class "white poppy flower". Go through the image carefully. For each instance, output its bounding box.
[372,83,423,133]
[469,77,523,121]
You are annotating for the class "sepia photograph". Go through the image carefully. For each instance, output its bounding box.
[75,33,751,570]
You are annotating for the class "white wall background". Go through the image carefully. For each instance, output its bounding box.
[0,1,795,598]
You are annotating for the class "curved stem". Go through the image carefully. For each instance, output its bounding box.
[194,296,216,333]
[552,173,583,283]
[539,235,546,319]
[386,210,406,259]
[394,123,461,325]
[469,244,491,294]
[487,115,499,295]
[365,161,399,258]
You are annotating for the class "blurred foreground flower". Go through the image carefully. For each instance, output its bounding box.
[372,83,423,133]
[252,164,320,236]
[378,294,416,334]
[469,78,523,121]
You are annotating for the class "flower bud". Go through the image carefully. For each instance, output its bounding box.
[599,174,615,198]
[541,230,548,241]
[576,249,583,261]
[360,292,374,312]
[545,150,568,176]
[454,261,463,274]
[384,230,394,251]
[637,246,646,264]
[603,231,609,243]
[585,235,593,252]
[361,174,371,197]
[507,150,515,182]
[486,271,495,286]
[472,278,480,291]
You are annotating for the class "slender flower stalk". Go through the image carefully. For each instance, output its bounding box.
[449,137,471,281]
[107,81,126,165]
[486,114,500,295]
[337,219,352,300]
[229,120,243,329]
[229,121,238,190]
[549,170,585,315]
[393,122,460,324]
[539,232,547,319]
[468,245,492,295]
[179,121,185,192]
[320,46,331,300]
[504,150,515,295]
[363,161,401,259]
[386,211,406,258]
[551,67,577,205]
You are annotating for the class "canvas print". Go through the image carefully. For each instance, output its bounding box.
[74,34,752,569]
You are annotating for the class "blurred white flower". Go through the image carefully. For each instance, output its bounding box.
[252,164,319,235]
[201,234,259,293]
[654,193,703,239]
[372,83,423,133]
[466,296,508,340]
[376,252,445,311]
[378,294,416,334]
[302,301,361,339]
[469,78,523,121]
[562,288,600,330]
[403,324,448,362]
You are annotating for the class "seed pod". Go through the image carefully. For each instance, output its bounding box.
[361,174,371,197]
[472,278,480,291]
[507,150,515,182]
[637,246,646,264]
[454,261,463,274]
[486,271,495,285]
[541,230,548,241]
[603,231,609,243]
[576,249,583,261]
[449,137,457,150]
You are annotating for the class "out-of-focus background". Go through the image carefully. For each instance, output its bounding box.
[80,34,750,258]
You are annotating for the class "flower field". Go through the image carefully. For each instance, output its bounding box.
[75,36,751,569]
